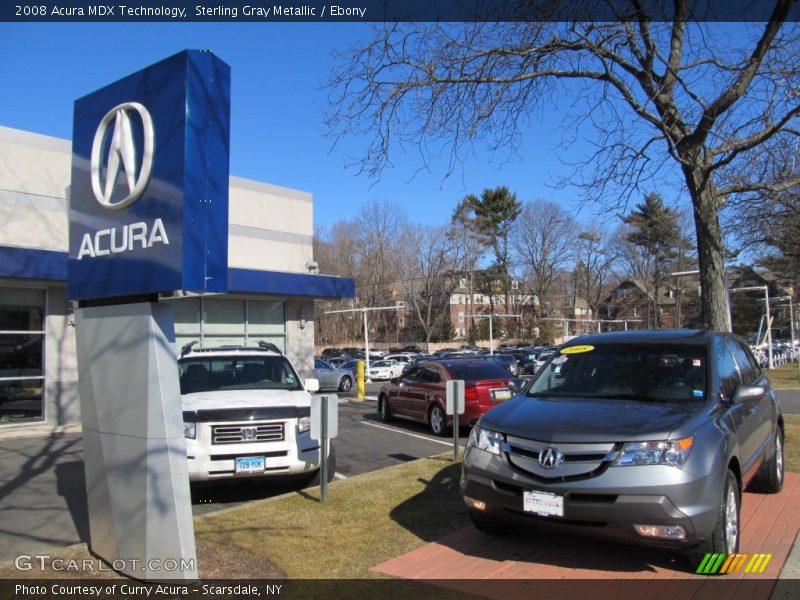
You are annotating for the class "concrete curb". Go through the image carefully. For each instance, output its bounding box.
[0,422,82,441]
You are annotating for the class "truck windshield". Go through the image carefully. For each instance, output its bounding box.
[178,356,303,394]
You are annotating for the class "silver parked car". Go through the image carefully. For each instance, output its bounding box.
[461,330,784,568]
[314,357,355,392]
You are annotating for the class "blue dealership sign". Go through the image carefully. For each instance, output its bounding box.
[69,50,230,301]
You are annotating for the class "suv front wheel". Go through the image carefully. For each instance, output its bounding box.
[689,468,739,570]
[748,425,784,494]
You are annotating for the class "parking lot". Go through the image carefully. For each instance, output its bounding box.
[0,398,463,563]
[1,386,799,578]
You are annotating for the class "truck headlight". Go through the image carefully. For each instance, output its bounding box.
[183,421,196,439]
[467,425,503,456]
[298,416,311,433]
[614,436,693,467]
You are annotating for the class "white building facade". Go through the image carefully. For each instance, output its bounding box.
[0,125,353,428]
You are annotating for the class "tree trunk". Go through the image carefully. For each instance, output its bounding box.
[684,165,730,332]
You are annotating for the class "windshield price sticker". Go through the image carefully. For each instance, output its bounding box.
[523,490,564,517]
[561,345,595,355]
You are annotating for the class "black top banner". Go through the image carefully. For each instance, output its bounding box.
[3,0,799,23]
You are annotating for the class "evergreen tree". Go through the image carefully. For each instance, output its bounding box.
[623,193,681,328]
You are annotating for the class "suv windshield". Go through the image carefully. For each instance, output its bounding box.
[179,355,303,394]
[527,343,708,403]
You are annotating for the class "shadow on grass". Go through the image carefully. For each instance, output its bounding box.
[389,459,471,543]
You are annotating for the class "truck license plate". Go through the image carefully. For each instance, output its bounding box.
[235,456,265,474]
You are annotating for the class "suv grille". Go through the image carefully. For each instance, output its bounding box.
[212,423,285,444]
[505,435,618,481]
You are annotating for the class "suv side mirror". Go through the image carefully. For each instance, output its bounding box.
[732,383,765,404]
[305,378,320,393]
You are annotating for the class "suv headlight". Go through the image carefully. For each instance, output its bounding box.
[183,421,196,439]
[298,416,311,434]
[467,425,503,456]
[614,436,693,467]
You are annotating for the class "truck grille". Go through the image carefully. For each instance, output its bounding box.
[212,423,285,444]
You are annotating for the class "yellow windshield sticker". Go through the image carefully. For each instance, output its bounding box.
[561,345,595,355]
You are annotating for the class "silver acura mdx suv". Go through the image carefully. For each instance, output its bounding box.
[460,330,784,567]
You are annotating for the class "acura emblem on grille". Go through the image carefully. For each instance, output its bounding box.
[539,447,563,469]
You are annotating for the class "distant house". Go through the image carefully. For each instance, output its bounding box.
[728,266,792,298]
[728,266,795,340]
[598,279,679,330]
[448,273,537,340]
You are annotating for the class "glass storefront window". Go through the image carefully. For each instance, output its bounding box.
[0,287,45,425]
[248,301,284,335]
[0,378,44,424]
[173,298,200,335]
[167,297,286,354]
[0,334,43,377]
[0,288,45,330]
[204,298,245,334]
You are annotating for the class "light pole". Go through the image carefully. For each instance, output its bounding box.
[772,296,798,377]
[771,296,795,348]
[463,313,522,354]
[325,304,402,374]
[730,286,773,369]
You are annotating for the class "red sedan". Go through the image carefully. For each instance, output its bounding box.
[378,359,516,436]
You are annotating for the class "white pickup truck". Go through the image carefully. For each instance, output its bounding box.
[178,342,334,484]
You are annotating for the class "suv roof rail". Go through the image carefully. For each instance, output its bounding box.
[179,340,283,357]
[180,341,200,357]
[257,340,283,354]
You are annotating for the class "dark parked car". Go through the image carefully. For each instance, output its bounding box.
[483,353,518,375]
[378,359,516,436]
[461,330,784,568]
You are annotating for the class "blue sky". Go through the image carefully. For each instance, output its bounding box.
[0,22,606,230]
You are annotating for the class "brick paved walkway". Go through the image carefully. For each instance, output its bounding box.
[373,472,800,595]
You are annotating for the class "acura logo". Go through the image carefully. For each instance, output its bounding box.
[538,447,563,469]
[90,102,154,210]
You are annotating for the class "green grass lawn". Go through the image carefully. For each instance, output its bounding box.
[769,363,800,388]
[195,455,470,579]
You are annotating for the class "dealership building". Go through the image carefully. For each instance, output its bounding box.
[0,124,354,429]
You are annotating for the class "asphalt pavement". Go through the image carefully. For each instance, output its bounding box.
[0,396,462,563]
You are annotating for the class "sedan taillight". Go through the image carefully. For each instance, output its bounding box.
[465,384,480,402]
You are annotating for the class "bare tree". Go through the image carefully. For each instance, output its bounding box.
[511,200,576,318]
[313,222,363,344]
[573,224,618,320]
[725,137,800,286]
[397,225,464,348]
[355,199,410,337]
[327,3,800,331]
